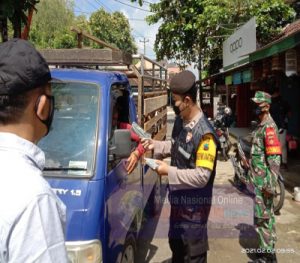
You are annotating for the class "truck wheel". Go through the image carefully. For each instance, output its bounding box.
[121,234,136,263]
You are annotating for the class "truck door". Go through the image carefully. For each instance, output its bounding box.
[105,87,143,262]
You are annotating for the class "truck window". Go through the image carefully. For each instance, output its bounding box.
[39,81,100,177]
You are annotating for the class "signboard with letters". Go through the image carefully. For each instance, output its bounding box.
[223,17,256,68]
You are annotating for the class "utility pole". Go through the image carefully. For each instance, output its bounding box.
[139,37,149,56]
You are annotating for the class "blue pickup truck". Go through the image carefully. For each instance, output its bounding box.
[38,51,168,263]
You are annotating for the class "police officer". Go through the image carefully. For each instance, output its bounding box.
[249,91,281,263]
[142,70,219,263]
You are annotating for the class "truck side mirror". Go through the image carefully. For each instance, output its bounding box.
[109,129,132,161]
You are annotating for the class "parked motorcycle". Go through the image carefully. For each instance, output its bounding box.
[230,133,285,214]
[213,106,233,161]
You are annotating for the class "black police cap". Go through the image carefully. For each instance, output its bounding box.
[169,70,196,94]
[0,38,51,95]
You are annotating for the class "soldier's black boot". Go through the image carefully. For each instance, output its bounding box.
[248,252,277,263]
[266,252,277,263]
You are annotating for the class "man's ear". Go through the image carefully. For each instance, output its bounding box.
[183,96,191,104]
[35,95,49,121]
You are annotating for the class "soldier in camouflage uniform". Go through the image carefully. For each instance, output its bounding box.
[249,91,281,263]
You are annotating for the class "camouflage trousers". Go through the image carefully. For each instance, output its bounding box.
[254,187,277,250]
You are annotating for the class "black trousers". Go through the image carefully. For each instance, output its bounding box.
[169,238,208,263]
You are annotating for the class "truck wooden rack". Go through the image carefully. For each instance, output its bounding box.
[39,48,132,66]
[128,54,168,141]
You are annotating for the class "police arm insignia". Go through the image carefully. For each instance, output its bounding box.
[196,134,217,170]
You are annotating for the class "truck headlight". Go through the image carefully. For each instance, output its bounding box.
[66,240,102,263]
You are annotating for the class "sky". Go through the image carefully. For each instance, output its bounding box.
[73,0,161,59]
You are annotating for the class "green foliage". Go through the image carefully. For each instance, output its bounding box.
[250,0,296,45]
[89,8,137,54]
[29,0,76,48]
[0,0,40,40]
[146,0,295,74]
[29,3,136,52]
[130,0,143,6]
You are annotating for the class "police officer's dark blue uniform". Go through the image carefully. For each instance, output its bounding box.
[142,71,219,263]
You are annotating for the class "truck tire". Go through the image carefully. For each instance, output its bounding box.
[121,234,136,263]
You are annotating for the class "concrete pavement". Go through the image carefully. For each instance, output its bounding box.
[137,159,300,263]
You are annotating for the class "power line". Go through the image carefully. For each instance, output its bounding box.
[85,0,99,10]
[112,0,153,13]
[128,18,146,21]
[139,37,149,55]
[95,0,113,12]
[142,0,153,4]
[74,9,91,15]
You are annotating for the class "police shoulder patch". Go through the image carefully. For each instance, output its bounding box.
[196,134,217,170]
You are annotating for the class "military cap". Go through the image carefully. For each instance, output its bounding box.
[251,91,271,104]
[0,38,51,95]
[169,70,196,94]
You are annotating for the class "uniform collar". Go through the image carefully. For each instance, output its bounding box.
[0,132,45,170]
[183,111,203,130]
[259,113,271,127]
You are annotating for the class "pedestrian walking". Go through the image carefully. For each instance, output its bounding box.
[0,39,68,262]
[248,91,281,263]
[142,70,219,263]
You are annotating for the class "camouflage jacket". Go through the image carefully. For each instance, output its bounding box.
[249,114,281,194]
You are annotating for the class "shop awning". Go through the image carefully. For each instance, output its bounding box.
[249,31,300,62]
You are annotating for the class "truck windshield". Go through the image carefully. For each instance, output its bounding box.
[39,81,100,177]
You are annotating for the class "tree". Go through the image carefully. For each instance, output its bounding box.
[0,0,39,42]
[89,8,137,54]
[29,0,76,48]
[289,0,300,19]
[144,0,295,75]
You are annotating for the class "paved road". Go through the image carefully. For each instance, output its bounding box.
[136,159,300,263]
[136,108,300,263]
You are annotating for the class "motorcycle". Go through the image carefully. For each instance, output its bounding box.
[213,106,233,161]
[230,132,285,214]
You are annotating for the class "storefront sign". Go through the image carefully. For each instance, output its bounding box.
[285,49,297,76]
[233,72,242,85]
[223,17,256,68]
[225,75,232,85]
[242,70,252,83]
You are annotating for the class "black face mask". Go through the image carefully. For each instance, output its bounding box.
[35,95,55,136]
[172,104,181,115]
[253,105,263,116]
[172,97,188,116]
